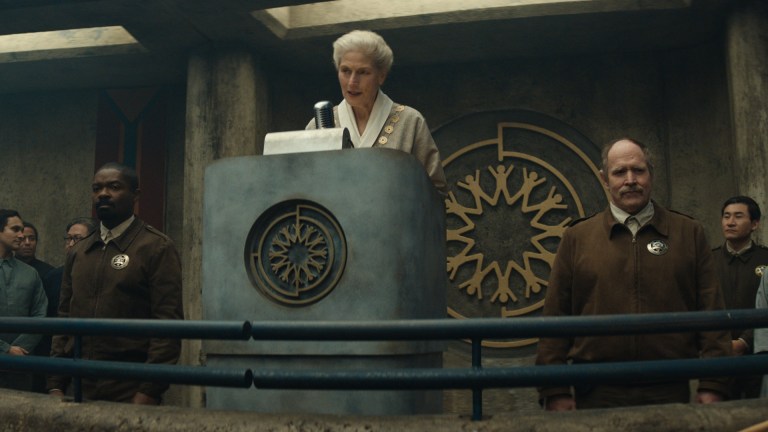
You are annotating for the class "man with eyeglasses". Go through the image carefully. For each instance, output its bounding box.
[33,217,97,393]
[41,217,97,320]
[16,222,54,281]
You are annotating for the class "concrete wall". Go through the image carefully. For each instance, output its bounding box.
[727,1,768,246]
[663,42,737,243]
[0,88,188,267]
[0,91,97,267]
[163,85,189,256]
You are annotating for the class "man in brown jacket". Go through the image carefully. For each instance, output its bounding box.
[48,163,184,404]
[535,138,731,410]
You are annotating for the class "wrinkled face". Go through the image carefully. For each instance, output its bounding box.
[0,216,24,258]
[64,223,90,254]
[337,51,387,115]
[721,203,757,246]
[92,168,138,227]
[601,140,653,215]
[16,226,37,260]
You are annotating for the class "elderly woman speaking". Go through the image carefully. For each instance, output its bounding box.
[307,30,447,194]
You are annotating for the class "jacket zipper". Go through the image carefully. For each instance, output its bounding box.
[89,243,108,360]
[631,231,638,360]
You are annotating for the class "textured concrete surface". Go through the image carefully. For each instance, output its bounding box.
[726,1,768,240]
[202,148,446,414]
[1,390,767,432]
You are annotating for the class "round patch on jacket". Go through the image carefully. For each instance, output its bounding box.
[757,265,767,277]
[111,254,130,270]
[647,240,668,256]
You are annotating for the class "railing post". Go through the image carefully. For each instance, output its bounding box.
[73,335,82,403]
[471,337,482,421]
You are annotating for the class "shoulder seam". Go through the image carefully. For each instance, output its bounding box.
[569,212,599,227]
[667,208,695,219]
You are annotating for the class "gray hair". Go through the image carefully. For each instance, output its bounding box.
[332,30,393,74]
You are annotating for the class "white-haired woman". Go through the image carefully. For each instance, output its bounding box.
[307,30,447,193]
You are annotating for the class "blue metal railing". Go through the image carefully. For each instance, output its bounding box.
[11,318,252,402]
[1,309,768,420]
[247,309,768,339]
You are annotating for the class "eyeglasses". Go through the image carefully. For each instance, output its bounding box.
[64,236,84,244]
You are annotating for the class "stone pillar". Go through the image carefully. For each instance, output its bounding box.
[726,1,768,243]
[178,45,269,407]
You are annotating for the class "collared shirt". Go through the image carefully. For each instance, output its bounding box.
[0,256,47,352]
[0,257,12,285]
[100,215,135,244]
[609,201,655,235]
[727,241,754,256]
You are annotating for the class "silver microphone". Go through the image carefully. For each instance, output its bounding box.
[313,101,334,129]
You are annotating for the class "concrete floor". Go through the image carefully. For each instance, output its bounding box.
[2,389,767,432]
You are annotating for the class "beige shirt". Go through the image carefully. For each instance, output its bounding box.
[609,201,654,235]
[100,215,135,243]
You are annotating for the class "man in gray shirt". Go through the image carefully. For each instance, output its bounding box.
[0,209,48,391]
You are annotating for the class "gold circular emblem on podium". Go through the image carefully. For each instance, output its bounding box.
[244,200,347,306]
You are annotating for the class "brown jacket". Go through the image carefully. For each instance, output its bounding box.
[48,217,183,400]
[536,203,731,400]
[712,242,768,349]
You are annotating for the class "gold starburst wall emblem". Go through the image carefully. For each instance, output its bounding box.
[446,163,571,307]
[439,119,606,348]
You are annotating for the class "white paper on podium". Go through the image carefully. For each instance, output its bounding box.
[263,128,352,155]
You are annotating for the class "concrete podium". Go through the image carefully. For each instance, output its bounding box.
[202,147,447,415]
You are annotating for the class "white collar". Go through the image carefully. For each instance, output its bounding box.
[338,89,394,148]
